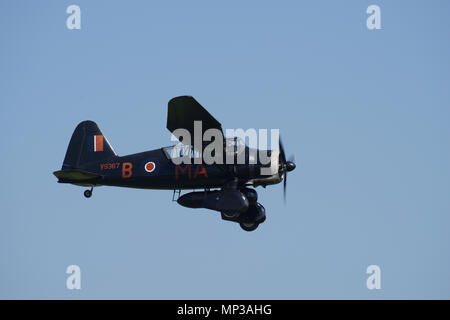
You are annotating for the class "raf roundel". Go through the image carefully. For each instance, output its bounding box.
[144,161,156,173]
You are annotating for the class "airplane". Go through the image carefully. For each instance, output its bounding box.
[53,96,296,231]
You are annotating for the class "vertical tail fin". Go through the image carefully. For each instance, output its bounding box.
[62,120,116,170]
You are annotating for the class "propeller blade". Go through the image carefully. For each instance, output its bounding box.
[278,135,295,204]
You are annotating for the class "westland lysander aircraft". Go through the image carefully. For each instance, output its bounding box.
[53,96,296,231]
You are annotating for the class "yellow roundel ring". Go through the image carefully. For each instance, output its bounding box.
[144,161,156,173]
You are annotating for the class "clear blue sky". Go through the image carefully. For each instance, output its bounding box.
[1,0,449,299]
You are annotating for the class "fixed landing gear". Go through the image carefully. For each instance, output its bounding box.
[238,202,266,232]
[213,187,266,231]
[221,210,241,219]
[84,187,93,198]
[239,221,259,232]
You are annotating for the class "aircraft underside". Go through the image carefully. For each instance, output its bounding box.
[59,176,268,231]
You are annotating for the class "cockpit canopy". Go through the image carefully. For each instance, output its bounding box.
[163,137,246,160]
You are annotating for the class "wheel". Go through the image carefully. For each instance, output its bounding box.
[221,211,240,219]
[84,189,92,198]
[240,188,258,204]
[240,202,266,224]
[239,221,259,232]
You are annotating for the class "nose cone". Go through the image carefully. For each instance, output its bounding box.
[286,161,296,172]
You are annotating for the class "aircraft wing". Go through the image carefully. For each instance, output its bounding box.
[166,96,223,148]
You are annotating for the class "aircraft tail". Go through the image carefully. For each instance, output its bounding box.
[61,120,117,170]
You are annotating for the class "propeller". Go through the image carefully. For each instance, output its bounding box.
[278,136,296,202]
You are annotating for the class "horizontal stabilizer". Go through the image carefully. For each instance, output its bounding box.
[53,170,101,181]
